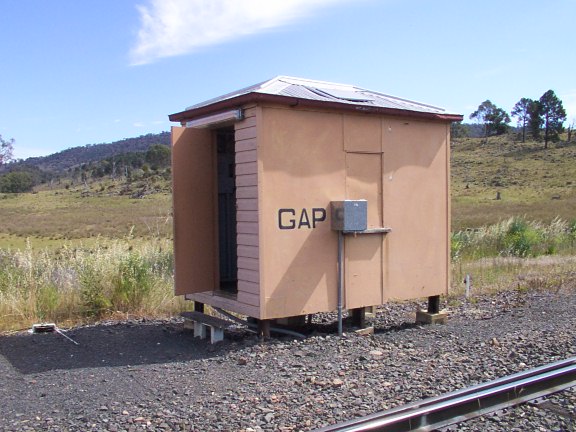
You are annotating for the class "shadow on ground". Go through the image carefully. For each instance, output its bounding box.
[0,320,239,375]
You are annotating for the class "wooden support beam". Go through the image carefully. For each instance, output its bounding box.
[428,295,440,314]
[257,319,271,339]
[350,307,366,328]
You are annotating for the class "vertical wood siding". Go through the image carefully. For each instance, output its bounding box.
[235,106,260,315]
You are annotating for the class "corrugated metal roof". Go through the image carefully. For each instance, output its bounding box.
[184,76,453,116]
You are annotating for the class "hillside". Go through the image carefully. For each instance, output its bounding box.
[451,135,576,229]
[6,131,171,173]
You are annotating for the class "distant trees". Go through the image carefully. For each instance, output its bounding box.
[511,98,535,143]
[0,135,14,166]
[69,144,172,182]
[450,122,469,139]
[145,144,171,171]
[469,100,510,140]
[0,135,31,193]
[467,90,567,149]
[0,171,34,193]
[536,90,567,148]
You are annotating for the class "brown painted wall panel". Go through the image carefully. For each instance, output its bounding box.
[188,292,259,317]
[344,115,382,153]
[235,114,257,130]
[238,245,260,258]
[345,153,383,228]
[237,198,258,211]
[236,185,258,199]
[236,174,258,187]
[236,138,257,152]
[236,127,257,141]
[238,291,260,307]
[237,233,259,247]
[241,105,257,119]
[345,235,383,308]
[237,221,259,234]
[259,107,346,319]
[345,152,383,308]
[234,110,261,315]
[381,119,449,300]
[237,211,259,222]
[238,256,259,271]
[236,161,258,175]
[236,149,258,164]
[238,280,260,295]
[238,269,260,284]
[171,126,216,295]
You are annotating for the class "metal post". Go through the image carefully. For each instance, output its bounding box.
[337,230,344,336]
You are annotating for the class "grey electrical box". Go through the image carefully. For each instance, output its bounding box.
[330,200,367,232]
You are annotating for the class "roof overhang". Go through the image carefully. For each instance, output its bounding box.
[169,93,464,124]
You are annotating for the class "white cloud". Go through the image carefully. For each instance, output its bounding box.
[130,0,347,65]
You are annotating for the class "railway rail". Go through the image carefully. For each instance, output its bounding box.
[315,356,576,432]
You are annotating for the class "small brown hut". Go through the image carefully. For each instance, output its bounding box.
[169,76,462,331]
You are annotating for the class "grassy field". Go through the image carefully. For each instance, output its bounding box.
[451,137,576,229]
[0,177,172,247]
[0,135,575,331]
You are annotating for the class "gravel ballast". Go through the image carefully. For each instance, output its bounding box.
[0,286,575,431]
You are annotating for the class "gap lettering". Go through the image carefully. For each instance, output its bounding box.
[278,208,326,230]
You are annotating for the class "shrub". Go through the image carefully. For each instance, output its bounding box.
[0,238,192,331]
[0,171,35,193]
[451,217,576,260]
[79,264,111,317]
[503,218,540,257]
[35,284,59,321]
[112,254,152,311]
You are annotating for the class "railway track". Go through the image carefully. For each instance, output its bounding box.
[315,356,576,432]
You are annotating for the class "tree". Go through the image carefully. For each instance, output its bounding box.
[511,98,535,143]
[145,144,171,171]
[537,90,566,149]
[450,122,469,139]
[528,102,543,141]
[469,100,511,141]
[0,135,14,166]
[0,171,34,193]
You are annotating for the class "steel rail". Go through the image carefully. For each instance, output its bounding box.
[314,356,576,432]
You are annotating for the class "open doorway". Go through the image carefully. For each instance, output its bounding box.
[216,127,238,294]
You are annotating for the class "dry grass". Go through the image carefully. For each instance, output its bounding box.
[450,255,576,298]
[451,137,576,229]
[0,238,189,332]
[0,189,172,242]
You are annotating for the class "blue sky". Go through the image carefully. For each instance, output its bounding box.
[1,0,575,159]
